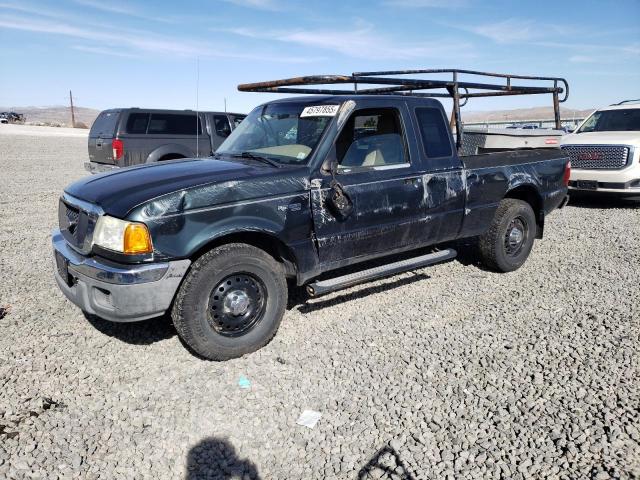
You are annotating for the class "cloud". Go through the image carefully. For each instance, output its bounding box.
[535,40,640,66]
[218,21,474,60]
[457,18,637,55]
[0,14,202,55]
[569,55,597,63]
[383,0,467,7]
[0,13,322,63]
[72,45,139,58]
[72,0,173,23]
[220,0,280,10]
[461,18,542,43]
[73,0,139,16]
[622,43,640,55]
[567,42,639,65]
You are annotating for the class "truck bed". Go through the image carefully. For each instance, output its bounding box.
[462,148,568,170]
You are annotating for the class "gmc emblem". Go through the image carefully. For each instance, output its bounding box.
[577,152,603,161]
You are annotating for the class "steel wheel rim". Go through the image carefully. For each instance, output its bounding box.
[504,217,527,257]
[208,273,267,337]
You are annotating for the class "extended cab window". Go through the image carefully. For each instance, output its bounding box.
[415,108,452,158]
[147,113,202,135]
[337,108,408,169]
[126,113,150,134]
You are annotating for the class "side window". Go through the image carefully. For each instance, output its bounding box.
[336,108,408,169]
[125,113,149,134]
[147,114,201,135]
[415,108,452,158]
[213,115,232,138]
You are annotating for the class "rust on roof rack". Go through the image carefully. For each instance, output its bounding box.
[238,69,569,151]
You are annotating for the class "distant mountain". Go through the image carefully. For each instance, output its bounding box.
[1,104,596,128]
[0,105,100,127]
[463,106,595,123]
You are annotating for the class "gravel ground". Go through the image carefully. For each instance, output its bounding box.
[0,131,638,480]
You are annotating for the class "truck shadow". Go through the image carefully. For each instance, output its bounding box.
[568,192,640,209]
[186,436,261,479]
[358,445,415,479]
[290,272,430,314]
[84,312,176,345]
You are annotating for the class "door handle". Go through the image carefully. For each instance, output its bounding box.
[404,177,420,185]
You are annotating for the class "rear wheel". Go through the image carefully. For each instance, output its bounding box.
[477,199,537,272]
[172,243,287,360]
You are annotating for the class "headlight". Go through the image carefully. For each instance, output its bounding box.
[93,216,153,255]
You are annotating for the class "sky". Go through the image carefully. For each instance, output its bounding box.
[0,0,639,115]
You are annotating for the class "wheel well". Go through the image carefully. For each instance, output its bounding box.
[159,153,185,161]
[190,232,298,278]
[505,185,544,238]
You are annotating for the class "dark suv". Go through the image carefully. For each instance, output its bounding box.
[85,108,245,173]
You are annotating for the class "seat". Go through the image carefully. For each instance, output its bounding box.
[362,148,385,166]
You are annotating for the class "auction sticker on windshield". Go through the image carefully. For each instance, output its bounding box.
[300,105,340,117]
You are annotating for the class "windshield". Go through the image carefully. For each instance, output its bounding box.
[217,102,336,165]
[577,108,640,133]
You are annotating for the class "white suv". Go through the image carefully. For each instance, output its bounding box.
[561,101,640,195]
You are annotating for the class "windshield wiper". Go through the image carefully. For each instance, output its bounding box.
[230,151,282,168]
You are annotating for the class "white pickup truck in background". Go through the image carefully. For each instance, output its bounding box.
[561,100,640,195]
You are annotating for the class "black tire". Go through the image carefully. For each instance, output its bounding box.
[172,243,287,360]
[477,198,537,272]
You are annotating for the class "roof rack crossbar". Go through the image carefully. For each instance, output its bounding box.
[353,68,565,83]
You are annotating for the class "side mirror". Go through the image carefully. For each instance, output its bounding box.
[322,150,338,174]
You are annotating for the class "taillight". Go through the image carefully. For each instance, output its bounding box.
[563,161,571,186]
[112,138,124,161]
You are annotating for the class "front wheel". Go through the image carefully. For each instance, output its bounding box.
[477,198,537,272]
[172,243,287,360]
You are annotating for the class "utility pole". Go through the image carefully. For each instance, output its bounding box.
[69,90,76,128]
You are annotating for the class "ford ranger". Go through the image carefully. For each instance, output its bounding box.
[52,70,571,360]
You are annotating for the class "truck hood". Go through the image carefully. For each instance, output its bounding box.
[561,131,640,147]
[65,157,309,218]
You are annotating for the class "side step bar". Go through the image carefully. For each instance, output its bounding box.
[306,248,457,297]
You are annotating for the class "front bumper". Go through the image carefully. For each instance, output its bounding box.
[569,162,640,194]
[52,230,190,322]
[568,180,640,195]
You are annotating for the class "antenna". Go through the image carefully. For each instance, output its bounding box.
[69,90,76,128]
[224,97,227,113]
[195,57,200,158]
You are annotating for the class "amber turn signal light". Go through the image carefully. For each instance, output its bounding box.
[123,223,153,255]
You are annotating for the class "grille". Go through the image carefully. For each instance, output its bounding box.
[58,198,96,253]
[561,145,630,170]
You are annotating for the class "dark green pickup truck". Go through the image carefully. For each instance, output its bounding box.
[53,70,570,360]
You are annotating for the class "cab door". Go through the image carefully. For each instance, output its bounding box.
[310,100,426,266]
